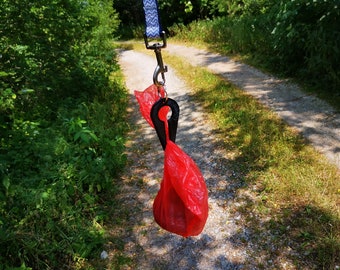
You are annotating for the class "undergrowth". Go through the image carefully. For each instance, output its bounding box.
[0,70,129,270]
[0,1,129,269]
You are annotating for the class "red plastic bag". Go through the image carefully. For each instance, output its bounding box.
[134,85,208,237]
[153,140,209,237]
[134,84,167,128]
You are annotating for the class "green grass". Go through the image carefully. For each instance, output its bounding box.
[167,52,340,269]
[129,42,340,268]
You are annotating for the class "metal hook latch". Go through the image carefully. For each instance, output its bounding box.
[144,31,168,86]
[144,31,167,50]
[153,49,168,86]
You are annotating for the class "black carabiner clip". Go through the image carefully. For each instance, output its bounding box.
[151,98,180,150]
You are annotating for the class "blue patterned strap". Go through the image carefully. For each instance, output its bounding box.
[143,0,162,38]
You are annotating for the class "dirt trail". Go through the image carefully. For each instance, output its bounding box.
[118,49,249,269]
[115,46,329,269]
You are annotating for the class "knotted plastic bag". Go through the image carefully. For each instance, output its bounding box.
[134,84,208,237]
[134,84,167,128]
[153,139,208,237]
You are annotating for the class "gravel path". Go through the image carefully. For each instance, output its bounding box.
[115,46,331,269]
[118,50,249,269]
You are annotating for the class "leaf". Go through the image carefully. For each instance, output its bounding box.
[89,132,98,142]
[41,191,49,199]
[74,131,82,141]
[2,176,10,191]
[19,89,35,94]
[0,71,9,77]
[80,133,90,143]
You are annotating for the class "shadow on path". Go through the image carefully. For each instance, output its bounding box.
[111,48,339,269]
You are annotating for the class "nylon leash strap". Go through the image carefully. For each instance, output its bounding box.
[143,0,167,86]
[143,0,162,38]
[143,0,166,49]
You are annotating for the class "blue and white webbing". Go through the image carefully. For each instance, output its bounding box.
[143,0,162,38]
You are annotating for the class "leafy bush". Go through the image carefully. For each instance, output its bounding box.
[203,0,340,94]
[168,0,339,98]
[271,0,340,90]
[0,0,128,268]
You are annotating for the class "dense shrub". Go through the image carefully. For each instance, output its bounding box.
[272,0,340,90]
[0,0,127,268]
[168,0,340,97]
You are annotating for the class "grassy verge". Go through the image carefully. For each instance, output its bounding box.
[130,42,340,268]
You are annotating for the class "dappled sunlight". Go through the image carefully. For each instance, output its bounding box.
[110,48,339,269]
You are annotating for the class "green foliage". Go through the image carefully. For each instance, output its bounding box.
[114,0,221,37]
[212,0,272,17]
[0,0,128,269]
[271,0,340,89]
[158,0,215,25]
[169,0,340,101]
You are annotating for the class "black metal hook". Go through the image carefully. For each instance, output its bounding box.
[151,98,180,150]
